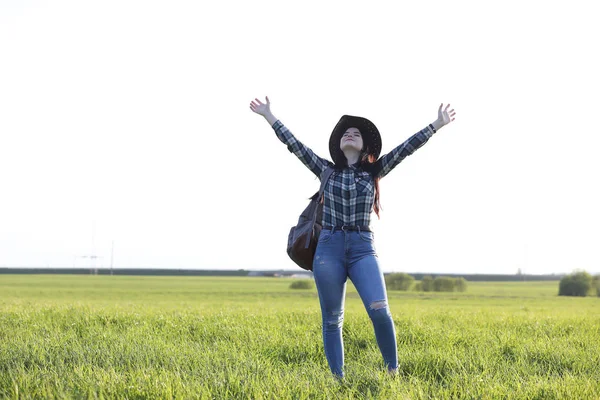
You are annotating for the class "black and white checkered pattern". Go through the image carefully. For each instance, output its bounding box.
[273,120,435,227]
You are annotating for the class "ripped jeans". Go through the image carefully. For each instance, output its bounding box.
[313,228,398,377]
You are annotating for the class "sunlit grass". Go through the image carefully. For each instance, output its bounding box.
[1,275,599,399]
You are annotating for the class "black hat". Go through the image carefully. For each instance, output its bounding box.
[329,115,382,166]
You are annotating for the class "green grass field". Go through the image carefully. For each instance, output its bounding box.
[1,275,599,399]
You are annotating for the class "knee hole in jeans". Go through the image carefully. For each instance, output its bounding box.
[368,301,392,322]
[369,300,387,310]
[324,310,344,329]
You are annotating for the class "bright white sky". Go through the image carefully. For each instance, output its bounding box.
[1,0,599,275]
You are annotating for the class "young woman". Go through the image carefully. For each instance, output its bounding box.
[249,97,456,378]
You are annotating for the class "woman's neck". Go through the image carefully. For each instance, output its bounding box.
[343,150,360,166]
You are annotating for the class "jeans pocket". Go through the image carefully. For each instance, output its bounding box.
[319,231,333,243]
[359,231,374,242]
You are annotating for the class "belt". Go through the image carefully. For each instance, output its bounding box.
[323,225,371,232]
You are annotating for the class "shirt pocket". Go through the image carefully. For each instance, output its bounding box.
[355,172,374,194]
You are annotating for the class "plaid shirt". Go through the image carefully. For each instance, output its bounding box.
[272,120,436,227]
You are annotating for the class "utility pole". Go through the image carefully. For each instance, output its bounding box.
[91,222,97,275]
[110,241,114,276]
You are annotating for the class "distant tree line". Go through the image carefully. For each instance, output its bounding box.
[0,268,309,277]
[405,272,562,282]
[558,271,600,297]
[0,268,569,283]
[385,273,467,293]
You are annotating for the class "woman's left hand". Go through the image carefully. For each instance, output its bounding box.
[437,103,456,127]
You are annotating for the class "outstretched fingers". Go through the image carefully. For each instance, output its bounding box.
[249,101,261,113]
[444,103,457,121]
[249,96,271,114]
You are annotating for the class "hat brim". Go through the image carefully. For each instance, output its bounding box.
[329,115,382,166]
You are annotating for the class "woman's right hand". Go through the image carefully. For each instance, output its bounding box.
[249,96,271,116]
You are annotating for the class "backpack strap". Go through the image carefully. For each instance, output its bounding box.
[317,166,334,202]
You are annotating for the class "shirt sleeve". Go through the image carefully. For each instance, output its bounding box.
[272,120,330,178]
[372,124,437,179]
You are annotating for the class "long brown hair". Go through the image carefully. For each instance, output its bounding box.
[360,150,382,219]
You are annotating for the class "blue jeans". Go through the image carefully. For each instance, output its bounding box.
[313,228,398,377]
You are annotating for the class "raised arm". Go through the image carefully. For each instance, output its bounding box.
[250,96,330,178]
[372,103,456,179]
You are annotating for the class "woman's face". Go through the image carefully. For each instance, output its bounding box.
[340,127,363,152]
